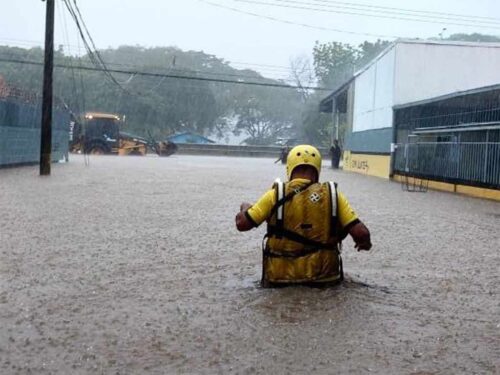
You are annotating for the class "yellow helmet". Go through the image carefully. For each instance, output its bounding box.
[286,144,322,180]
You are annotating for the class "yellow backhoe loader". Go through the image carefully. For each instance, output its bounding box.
[69,112,177,157]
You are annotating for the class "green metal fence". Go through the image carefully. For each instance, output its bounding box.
[394,142,500,189]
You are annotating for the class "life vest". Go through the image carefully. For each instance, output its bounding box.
[262,179,343,286]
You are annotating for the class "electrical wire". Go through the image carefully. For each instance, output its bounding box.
[58,0,80,113]
[0,57,333,91]
[259,0,500,26]
[303,0,500,23]
[86,60,298,82]
[0,37,301,81]
[197,0,402,38]
[229,60,314,72]
[61,0,128,92]
[0,37,316,76]
[57,0,92,164]
[231,0,500,30]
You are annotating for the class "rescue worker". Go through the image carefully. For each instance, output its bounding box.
[235,144,371,287]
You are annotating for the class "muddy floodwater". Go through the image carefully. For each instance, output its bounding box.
[0,155,499,374]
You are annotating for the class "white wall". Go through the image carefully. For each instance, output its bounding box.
[352,47,395,132]
[394,42,500,105]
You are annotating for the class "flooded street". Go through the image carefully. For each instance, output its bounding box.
[1,155,499,374]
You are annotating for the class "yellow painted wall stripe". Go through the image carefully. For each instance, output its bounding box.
[342,151,391,179]
[455,184,500,201]
[393,174,500,201]
[341,151,500,201]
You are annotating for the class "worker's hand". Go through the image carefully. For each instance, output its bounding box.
[240,202,252,212]
[348,221,371,252]
[236,202,254,232]
[354,240,372,251]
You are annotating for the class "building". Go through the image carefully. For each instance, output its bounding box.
[0,78,70,167]
[166,131,215,144]
[392,84,500,199]
[320,39,500,199]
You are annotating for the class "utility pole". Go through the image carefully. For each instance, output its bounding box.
[39,0,55,176]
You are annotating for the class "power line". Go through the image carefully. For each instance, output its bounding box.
[197,0,402,38]
[304,0,500,23]
[61,0,128,91]
[232,0,500,30]
[229,60,315,75]
[0,57,333,91]
[0,39,308,83]
[87,60,298,82]
[268,0,500,26]
[0,37,307,79]
[57,0,80,113]
[229,60,306,69]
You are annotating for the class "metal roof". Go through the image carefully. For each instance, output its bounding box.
[413,122,500,134]
[393,83,500,110]
[395,38,500,49]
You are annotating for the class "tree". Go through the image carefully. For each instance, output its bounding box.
[356,39,391,69]
[289,54,315,102]
[298,93,331,146]
[233,86,301,145]
[312,41,357,88]
[444,33,500,43]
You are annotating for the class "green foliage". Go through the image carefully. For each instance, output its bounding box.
[0,45,302,144]
[312,41,357,88]
[444,33,500,43]
[232,85,301,145]
[355,39,391,70]
[312,39,390,88]
[297,93,331,146]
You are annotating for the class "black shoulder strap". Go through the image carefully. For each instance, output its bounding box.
[267,226,335,249]
[269,180,314,218]
[268,180,314,238]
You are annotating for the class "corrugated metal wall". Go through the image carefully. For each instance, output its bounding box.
[0,99,69,167]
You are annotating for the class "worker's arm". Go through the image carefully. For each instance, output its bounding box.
[348,220,372,251]
[337,191,371,251]
[235,202,256,231]
[235,189,276,232]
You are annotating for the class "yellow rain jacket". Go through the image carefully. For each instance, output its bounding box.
[261,179,343,286]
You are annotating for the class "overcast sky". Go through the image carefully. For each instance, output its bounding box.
[1,0,500,79]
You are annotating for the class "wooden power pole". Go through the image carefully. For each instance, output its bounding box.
[39,0,55,176]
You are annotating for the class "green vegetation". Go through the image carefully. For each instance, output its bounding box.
[0,45,301,144]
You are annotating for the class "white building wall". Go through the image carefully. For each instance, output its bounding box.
[352,47,395,132]
[394,42,500,105]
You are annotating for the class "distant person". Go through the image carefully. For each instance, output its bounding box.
[330,139,342,169]
[275,145,289,164]
[235,144,371,288]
